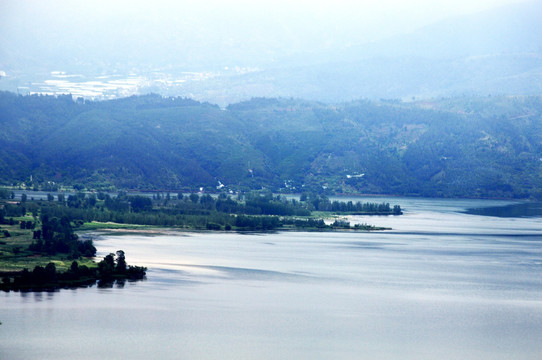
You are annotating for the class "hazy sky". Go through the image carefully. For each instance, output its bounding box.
[0,0,531,71]
[0,0,536,101]
[2,0,527,43]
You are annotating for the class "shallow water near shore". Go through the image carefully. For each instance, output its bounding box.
[1,197,541,359]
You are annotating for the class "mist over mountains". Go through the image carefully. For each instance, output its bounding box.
[1,1,540,105]
[217,0,542,104]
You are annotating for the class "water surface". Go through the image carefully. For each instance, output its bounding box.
[1,198,541,359]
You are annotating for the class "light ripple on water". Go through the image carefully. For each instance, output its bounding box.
[1,197,541,360]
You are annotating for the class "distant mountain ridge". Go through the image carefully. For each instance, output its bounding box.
[223,0,542,104]
[1,1,540,105]
[1,92,541,199]
[355,0,542,58]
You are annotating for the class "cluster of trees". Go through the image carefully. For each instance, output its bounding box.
[0,226,10,238]
[27,190,401,231]
[0,251,146,291]
[233,215,281,231]
[1,188,403,235]
[96,250,147,282]
[330,201,402,214]
[299,193,402,214]
[0,188,10,199]
[1,203,27,218]
[19,220,35,229]
[0,201,21,237]
[1,188,404,249]
[28,214,96,258]
[243,193,311,216]
[281,217,327,229]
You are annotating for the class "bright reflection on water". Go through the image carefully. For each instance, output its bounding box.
[1,198,541,360]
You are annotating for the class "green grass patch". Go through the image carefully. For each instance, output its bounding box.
[78,221,151,231]
[0,253,98,272]
[0,222,97,272]
[311,211,340,218]
[11,215,36,222]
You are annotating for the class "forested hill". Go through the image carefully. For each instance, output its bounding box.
[1,92,542,199]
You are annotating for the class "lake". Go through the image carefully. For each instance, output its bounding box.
[1,197,541,359]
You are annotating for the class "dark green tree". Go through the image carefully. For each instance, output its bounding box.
[116,250,127,273]
[129,196,152,212]
[70,260,79,274]
[44,262,57,282]
[189,193,199,203]
[98,253,116,279]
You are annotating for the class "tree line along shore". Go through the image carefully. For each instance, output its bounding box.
[0,188,402,291]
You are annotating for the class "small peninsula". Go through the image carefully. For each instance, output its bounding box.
[0,188,401,291]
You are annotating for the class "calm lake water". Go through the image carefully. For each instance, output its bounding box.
[1,198,541,359]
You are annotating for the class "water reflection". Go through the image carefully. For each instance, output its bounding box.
[33,292,56,301]
[466,202,542,218]
[97,279,124,288]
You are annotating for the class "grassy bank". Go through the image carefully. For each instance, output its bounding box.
[1,192,400,278]
[0,223,96,272]
[78,221,154,231]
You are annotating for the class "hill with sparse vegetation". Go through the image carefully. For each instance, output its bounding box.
[1,91,542,199]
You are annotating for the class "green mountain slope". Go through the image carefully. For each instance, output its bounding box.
[1,92,542,199]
